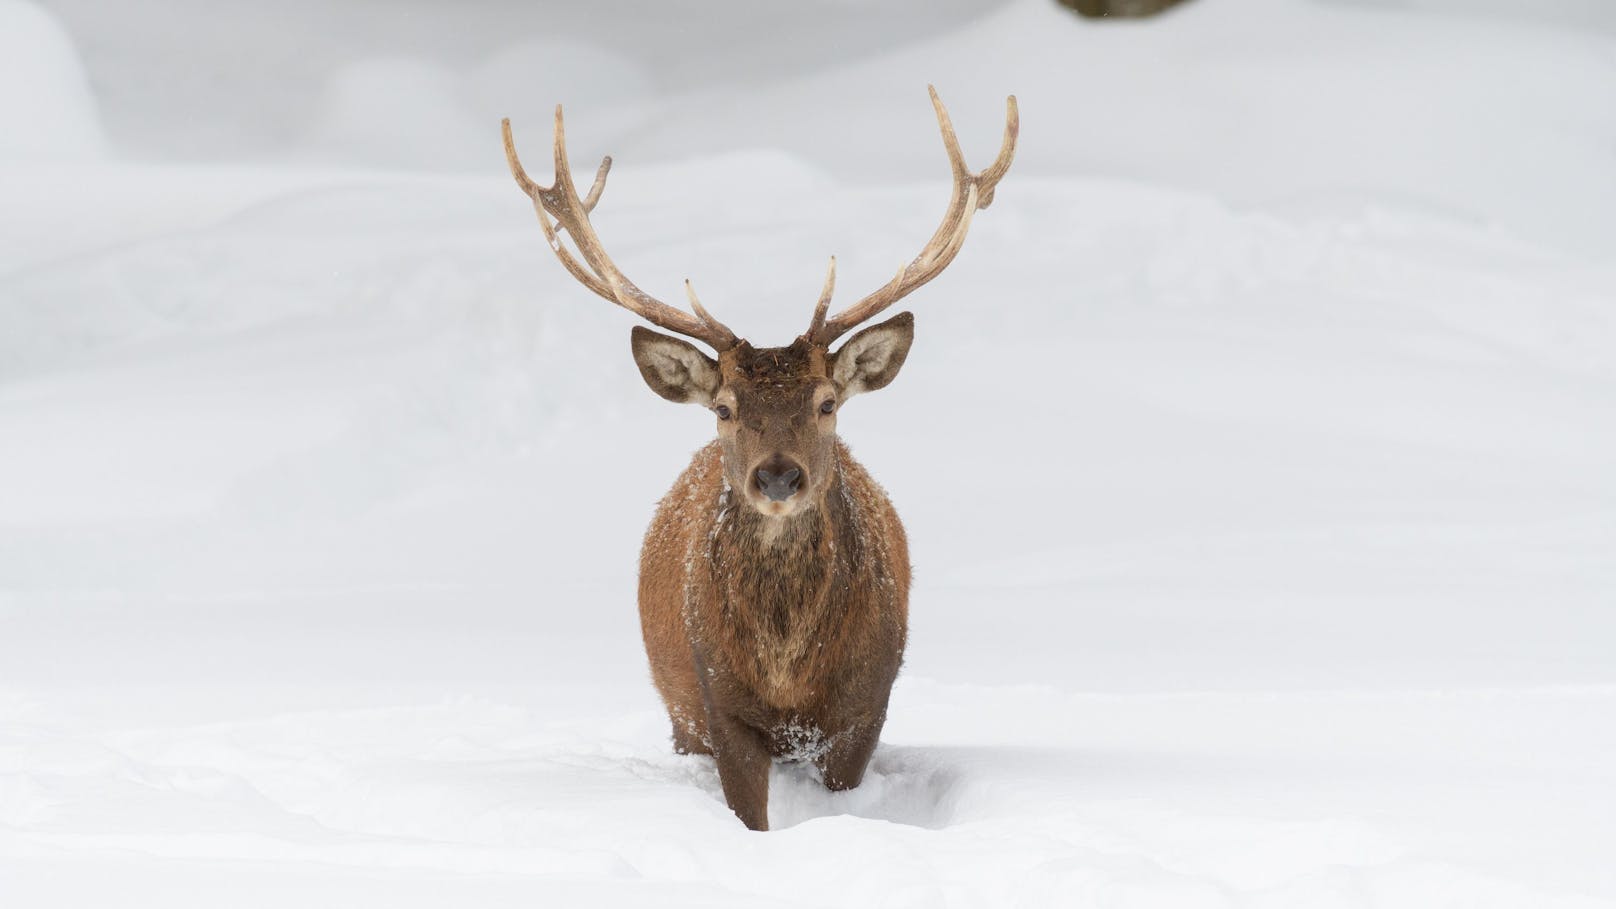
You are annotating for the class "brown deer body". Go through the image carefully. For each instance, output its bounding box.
[638,347,911,830]
[503,88,1016,829]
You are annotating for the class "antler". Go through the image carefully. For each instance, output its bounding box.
[503,108,740,352]
[806,86,1018,346]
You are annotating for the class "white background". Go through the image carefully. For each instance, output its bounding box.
[2,0,1614,905]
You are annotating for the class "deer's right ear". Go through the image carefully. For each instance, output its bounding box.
[630,326,722,406]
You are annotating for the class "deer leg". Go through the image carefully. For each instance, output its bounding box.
[707,711,772,830]
[671,720,712,755]
[666,702,712,755]
[816,713,885,791]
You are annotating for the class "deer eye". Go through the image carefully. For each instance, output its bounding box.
[715,404,731,420]
[820,399,835,415]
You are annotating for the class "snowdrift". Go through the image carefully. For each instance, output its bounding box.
[0,1,102,160]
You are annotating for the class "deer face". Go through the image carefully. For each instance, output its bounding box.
[630,313,914,518]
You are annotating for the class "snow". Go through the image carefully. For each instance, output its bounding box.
[0,0,103,161]
[3,0,1615,906]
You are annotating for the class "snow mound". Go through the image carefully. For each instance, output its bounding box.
[0,1,103,161]
[302,40,654,171]
[768,747,962,830]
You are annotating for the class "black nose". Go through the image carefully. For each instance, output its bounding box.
[755,458,803,502]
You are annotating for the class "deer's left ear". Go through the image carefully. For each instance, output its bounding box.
[830,311,914,399]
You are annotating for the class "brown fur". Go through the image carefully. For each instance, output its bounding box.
[636,336,912,831]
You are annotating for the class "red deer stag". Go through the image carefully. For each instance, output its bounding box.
[502,87,1017,830]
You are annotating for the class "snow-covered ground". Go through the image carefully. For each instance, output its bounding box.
[3,0,1614,905]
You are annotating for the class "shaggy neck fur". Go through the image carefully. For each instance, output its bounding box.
[709,449,862,704]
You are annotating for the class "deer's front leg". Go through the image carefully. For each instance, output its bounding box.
[817,710,885,791]
[707,709,772,830]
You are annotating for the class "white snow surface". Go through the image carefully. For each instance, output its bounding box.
[3,0,1615,906]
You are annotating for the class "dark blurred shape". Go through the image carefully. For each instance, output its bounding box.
[1057,0,1191,17]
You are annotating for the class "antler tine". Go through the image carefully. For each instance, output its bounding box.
[503,110,739,351]
[582,155,611,212]
[502,117,542,197]
[809,87,1017,346]
[930,85,970,179]
[683,280,723,331]
[804,256,837,342]
[548,106,613,218]
[977,95,1019,207]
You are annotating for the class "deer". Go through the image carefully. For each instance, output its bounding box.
[502,86,1017,830]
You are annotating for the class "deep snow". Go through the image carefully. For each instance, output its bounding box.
[3,0,1615,906]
